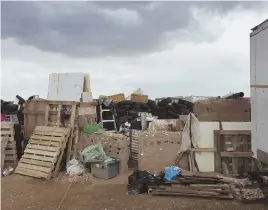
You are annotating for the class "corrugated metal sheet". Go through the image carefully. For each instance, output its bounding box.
[47,73,85,101]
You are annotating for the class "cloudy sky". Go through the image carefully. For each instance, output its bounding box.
[1,1,268,100]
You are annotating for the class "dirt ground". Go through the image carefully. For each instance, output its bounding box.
[1,173,268,210]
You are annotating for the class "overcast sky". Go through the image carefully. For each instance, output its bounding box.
[1,1,268,101]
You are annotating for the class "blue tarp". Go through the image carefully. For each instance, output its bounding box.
[164,166,181,181]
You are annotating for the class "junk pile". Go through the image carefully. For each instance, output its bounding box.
[113,98,193,121]
[98,96,194,130]
[68,143,120,180]
[128,168,268,202]
[78,131,129,175]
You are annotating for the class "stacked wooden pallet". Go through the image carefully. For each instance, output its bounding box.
[15,126,70,180]
[1,122,17,167]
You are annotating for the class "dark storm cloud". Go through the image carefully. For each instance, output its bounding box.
[1,1,265,57]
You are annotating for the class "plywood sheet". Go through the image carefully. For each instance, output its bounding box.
[194,99,251,122]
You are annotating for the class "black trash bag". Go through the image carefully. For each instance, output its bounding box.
[127,170,164,195]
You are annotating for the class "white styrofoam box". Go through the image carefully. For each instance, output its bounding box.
[47,73,85,101]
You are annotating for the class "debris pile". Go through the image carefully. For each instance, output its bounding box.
[128,169,268,202]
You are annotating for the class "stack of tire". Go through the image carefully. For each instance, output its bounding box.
[114,101,150,126]
[112,97,193,128]
[150,97,193,119]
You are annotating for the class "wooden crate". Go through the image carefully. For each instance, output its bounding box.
[1,122,17,166]
[15,126,70,179]
[214,130,254,174]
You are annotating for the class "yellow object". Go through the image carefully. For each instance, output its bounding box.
[107,93,125,102]
[131,93,148,103]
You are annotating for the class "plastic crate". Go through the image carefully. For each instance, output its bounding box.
[91,158,120,179]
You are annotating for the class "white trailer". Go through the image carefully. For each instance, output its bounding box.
[250,19,268,164]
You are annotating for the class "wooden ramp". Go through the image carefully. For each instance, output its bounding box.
[15,126,70,180]
[1,122,17,167]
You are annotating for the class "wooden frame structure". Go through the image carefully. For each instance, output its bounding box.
[214,130,253,174]
[23,100,97,163]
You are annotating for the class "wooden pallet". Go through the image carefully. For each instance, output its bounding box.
[15,126,71,179]
[1,122,18,166]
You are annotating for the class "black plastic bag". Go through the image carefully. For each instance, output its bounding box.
[127,170,164,195]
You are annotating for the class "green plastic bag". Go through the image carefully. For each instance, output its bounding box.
[83,123,103,133]
[79,143,108,163]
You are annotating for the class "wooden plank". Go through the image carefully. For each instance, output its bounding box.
[6,145,16,150]
[188,153,193,171]
[219,130,251,135]
[33,131,64,137]
[23,111,45,115]
[243,137,250,171]
[66,104,76,163]
[29,140,61,147]
[221,152,252,157]
[34,126,68,134]
[1,122,14,128]
[4,150,16,155]
[48,101,77,106]
[17,163,52,173]
[4,156,17,161]
[22,153,55,162]
[31,134,64,142]
[72,128,79,159]
[190,148,216,152]
[189,184,230,189]
[222,161,230,176]
[15,167,49,179]
[44,105,49,126]
[250,84,268,88]
[79,102,97,108]
[56,104,61,127]
[27,144,59,152]
[151,191,234,199]
[173,152,184,166]
[231,135,239,174]
[24,149,57,157]
[20,158,54,168]
[214,130,221,173]
[51,135,69,178]
[1,131,14,135]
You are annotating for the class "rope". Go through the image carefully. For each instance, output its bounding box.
[55,182,72,210]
